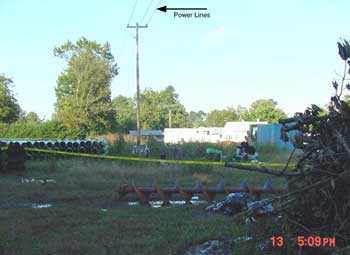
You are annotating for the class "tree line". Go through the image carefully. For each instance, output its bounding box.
[0,37,289,139]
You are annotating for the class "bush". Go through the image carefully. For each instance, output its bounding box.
[0,120,82,139]
[146,137,163,156]
[107,135,127,155]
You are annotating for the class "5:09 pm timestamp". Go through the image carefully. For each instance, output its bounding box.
[270,235,336,248]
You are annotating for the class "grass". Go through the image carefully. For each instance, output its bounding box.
[105,137,298,165]
[26,147,294,171]
[106,138,238,161]
[0,158,286,255]
[253,144,300,163]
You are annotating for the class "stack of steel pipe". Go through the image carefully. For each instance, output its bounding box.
[118,180,286,206]
[0,139,107,154]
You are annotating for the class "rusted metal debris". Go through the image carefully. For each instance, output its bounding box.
[118,180,285,206]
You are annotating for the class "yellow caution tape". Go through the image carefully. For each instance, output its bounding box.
[25,147,292,170]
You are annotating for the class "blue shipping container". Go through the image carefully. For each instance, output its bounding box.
[256,124,300,150]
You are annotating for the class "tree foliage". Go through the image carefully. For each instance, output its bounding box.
[243,99,287,123]
[205,107,238,127]
[236,105,249,120]
[139,86,188,129]
[188,111,206,127]
[0,75,21,123]
[0,120,77,139]
[24,112,41,123]
[112,95,136,133]
[54,37,118,136]
[110,88,288,131]
[1,38,293,138]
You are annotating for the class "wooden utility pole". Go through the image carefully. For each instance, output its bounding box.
[168,109,172,128]
[127,23,148,145]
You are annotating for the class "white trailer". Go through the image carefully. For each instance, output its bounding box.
[164,121,267,144]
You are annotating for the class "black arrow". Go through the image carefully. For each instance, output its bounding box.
[157,6,207,13]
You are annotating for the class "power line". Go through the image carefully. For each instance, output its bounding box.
[141,0,155,24]
[146,0,161,25]
[127,0,139,25]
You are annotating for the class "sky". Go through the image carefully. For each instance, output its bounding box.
[1,0,350,120]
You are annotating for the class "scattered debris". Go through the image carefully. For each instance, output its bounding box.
[181,240,231,255]
[31,203,52,209]
[206,192,248,215]
[233,236,253,243]
[205,193,274,217]
[149,201,163,208]
[127,197,208,208]
[21,177,57,184]
[247,199,274,216]
[204,180,274,216]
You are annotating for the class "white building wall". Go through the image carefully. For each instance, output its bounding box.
[164,121,267,144]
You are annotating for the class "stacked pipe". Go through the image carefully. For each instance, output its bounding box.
[118,180,285,206]
[0,139,107,154]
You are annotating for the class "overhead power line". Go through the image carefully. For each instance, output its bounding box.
[127,0,139,25]
[146,0,162,25]
[141,0,155,24]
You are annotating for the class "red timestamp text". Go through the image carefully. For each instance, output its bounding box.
[297,236,336,247]
[270,235,336,248]
[270,235,284,247]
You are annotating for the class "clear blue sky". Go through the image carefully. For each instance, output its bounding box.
[1,0,349,120]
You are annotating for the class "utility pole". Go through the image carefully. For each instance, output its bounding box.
[127,23,148,145]
[168,109,172,128]
[160,104,176,128]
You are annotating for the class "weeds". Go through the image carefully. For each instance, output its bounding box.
[0,158,286,254]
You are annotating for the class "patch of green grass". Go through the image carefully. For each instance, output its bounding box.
[254,144,301,163]
[0,205,245,255]
[0,159,286,254]
[26,147,293,171]
[106,138,238,162]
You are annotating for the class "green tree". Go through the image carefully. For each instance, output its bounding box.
[112,95,136,133]
[0,75,21,123]
[54,37,118,136]
[140,86,188,129]
[243,99,287,122]
[24,112,41,123]
[188,110,206,127]
[236,105,249,120]
[0,120,78,139]
[205,107,238,127]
